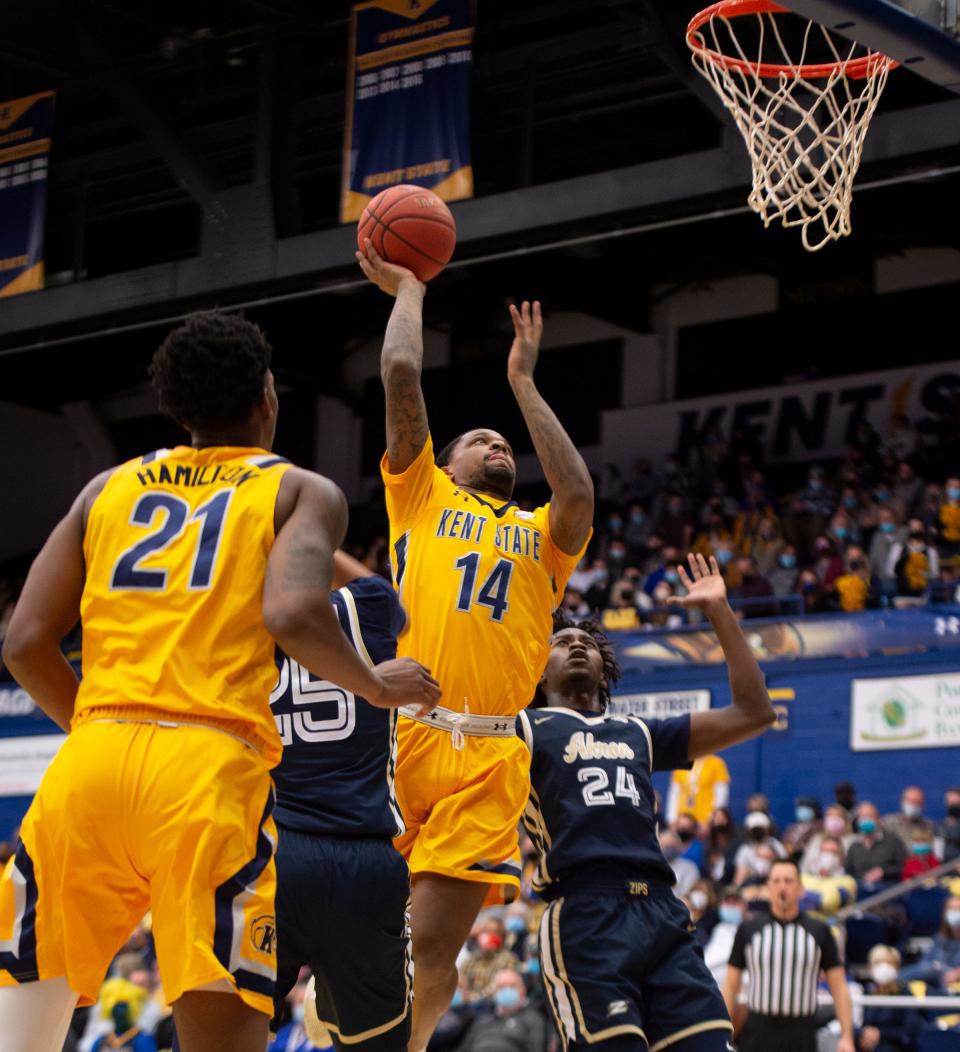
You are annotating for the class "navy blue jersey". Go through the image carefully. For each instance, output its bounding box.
[270,576,406,838]
[517,706,691,893]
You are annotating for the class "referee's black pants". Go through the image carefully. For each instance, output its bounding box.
[737,1012,817,1052]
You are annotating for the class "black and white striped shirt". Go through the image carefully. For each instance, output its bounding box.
[729,912,839,1017]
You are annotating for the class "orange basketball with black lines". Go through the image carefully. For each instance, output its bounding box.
[357,184,457,282]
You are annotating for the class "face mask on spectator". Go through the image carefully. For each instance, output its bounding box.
[844,496,858,509]
[859,818,877,835]
[609,544,626,561]
[875,490,890,503]
[835,526,848,540]
[690,889,708,912]
[824,815,846,836]
[716,550,733,566]
[780,554,797,569]
[609,516,623,531]
[948,487,960,501]
[795,805,815,823]
[809,478,823,491]
[848,559,863,571]
[753,859,771,877]
[903,802,922,819]
[719,905,743,926]
[911,842,931,856]
[494,986,521,1010]
[526,958,540,976]
[749,827,767,843]
[665,569,680,583]
[948,804,960,820]
[946,909,960,929]
[818,852,841,874]
[476,931,503,953]
[630,512,645,525]
[870,962,898,987]
[451,988,465,1008]
[880,521,895,534]
[677,827,695,843]
[505,916,527,934]
[292,1003,306,1024]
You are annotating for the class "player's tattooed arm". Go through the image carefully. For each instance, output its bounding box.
[0,469,113,730]
[266,470,440,711]
[356,239,430,473]
[507,300,594,556]
[669,554,776,758]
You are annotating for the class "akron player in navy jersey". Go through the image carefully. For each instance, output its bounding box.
[269,552,421,1051]
[518,554,776,1052]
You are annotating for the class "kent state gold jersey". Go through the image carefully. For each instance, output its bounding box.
[74,446,292,764]
[381,434,588,717]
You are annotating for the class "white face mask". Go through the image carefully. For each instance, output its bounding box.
[690,890,708,912]
[818,853,840,875]
[871,962,897,986]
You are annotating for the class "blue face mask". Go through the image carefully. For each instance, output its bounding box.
[948,487,960,502]
[526,958,541,976]
[719,905,743,926]
[875,491,889,503]
[859,818,877,835]
[630,513,645,525]
[880,522,895,534]
[609,517,623,531]
[834,526,848,540]
[715,550,733,566]
[494,987,521,1010]
[912,842,931,856]
[795,805,815,823]
[844,496,858,509]
[665,570,680,583]
[506,916,526,934]
[451,989,464,1009]
[780,554,797,569]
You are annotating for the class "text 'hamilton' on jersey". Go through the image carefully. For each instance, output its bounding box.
[76,447,292,764]
[270,575,407,839]
[381,433,590,717]
[516,707,692,894]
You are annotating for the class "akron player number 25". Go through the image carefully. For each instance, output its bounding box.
[453,553,514,622]
[111,490,233,591]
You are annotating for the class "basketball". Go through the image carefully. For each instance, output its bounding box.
[357,184,457,282]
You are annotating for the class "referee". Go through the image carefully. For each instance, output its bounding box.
[724,858,854,1052]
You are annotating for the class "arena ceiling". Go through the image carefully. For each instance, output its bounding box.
[2,0,960,407]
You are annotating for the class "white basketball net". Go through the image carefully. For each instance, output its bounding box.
[688,6,897,251]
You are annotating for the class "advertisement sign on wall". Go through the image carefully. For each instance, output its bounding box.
[609,689,711,719]
[851,672,960,751]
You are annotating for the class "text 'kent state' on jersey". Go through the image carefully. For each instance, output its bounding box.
[381,433,589,717]
[517,707,692,894]
[270,575,407,839]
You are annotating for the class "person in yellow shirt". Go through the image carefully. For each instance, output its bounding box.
[666,753,731,827]
[0,312,438,1052]
[357,240,594,1051]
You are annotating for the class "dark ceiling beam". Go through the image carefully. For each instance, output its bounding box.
[1,96,959,347]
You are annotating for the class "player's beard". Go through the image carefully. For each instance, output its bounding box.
[470,461,515,500]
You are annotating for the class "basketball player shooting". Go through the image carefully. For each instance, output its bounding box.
[356,238,594,1050]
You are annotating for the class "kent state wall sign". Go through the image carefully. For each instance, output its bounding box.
[602,360,960,467]
[850,672,960,751]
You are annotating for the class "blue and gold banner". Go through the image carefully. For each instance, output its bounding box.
[0,92,54,298]
[341,0,473,223]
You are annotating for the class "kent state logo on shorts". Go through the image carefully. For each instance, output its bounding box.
[250,914,277,955]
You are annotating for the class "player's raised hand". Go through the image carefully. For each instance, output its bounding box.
[370,656,441,715]
[507,300,543,382]
[355,238,424,298]
[666,553,728,611]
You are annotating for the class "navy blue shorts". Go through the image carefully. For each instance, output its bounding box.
[538,875,732,1051]
[273,826,412,1051]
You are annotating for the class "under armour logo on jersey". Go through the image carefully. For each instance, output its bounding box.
[250,914,277,955]
[607,1000,629,1017]
[493,721,510,731]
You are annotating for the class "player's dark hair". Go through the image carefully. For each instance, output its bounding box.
[436,433,467,468]
[531,612,622,712]
[149,310,272,431]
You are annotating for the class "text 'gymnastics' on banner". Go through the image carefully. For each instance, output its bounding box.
[341,0,474,224]
[0,91,55,299]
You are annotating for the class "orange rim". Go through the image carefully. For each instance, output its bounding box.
[687,0,898,80]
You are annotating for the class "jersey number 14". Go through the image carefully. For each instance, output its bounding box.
[453,553,514,622]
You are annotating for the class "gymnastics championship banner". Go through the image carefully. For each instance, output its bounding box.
[0,91,55,298]
[341,0,474,223]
